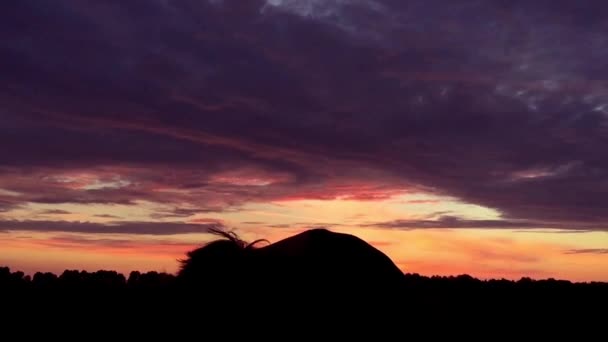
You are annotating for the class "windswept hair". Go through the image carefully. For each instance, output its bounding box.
[177,226,269,277]
[203,226,268,250]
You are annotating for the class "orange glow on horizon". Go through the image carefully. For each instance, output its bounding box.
[2,227,608,282]
[1,194,607,282]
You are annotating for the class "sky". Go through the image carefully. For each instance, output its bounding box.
[2,0,608,281]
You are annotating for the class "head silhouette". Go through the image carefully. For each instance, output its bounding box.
[176,227,267,288]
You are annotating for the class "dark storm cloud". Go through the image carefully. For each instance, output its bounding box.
[2,1,608,228]
[0,219,224,235]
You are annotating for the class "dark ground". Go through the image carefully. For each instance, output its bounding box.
[2,266,606,326]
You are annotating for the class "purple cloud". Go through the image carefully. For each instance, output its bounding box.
[39,209,72,215]
[1,1,608,230]
[366,216,608,231]
[0,219,223,235]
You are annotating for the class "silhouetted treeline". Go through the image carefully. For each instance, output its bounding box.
[3,265,607,332]
[3,266,606,293]
[0,266,175,291]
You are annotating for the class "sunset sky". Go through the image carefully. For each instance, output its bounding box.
[2,0,608,281]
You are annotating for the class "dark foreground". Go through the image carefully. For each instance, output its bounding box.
[2,227,607,333]
[2,267,607,325]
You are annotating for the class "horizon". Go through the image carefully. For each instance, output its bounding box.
[2,0,608,282]
[4,250,604,285]
[1,225,604,285]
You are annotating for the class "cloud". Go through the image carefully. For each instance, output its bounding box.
[367,215,608,231]
[0,200,18,213]
[263,0,379,20]
[150,207,218,219]
[40,209,72,215]
[268,224,292,228]
[93,214,121,219]
[0,220,224,235]
[45,235,137,249]
[513,230,595,234]
[407,200,441,205]
[564,249,608,255]
[41,234,197,250]
[188,218,224,224]
[1,0,608,230]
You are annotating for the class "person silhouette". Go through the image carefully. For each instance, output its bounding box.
[176,227,406,306]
